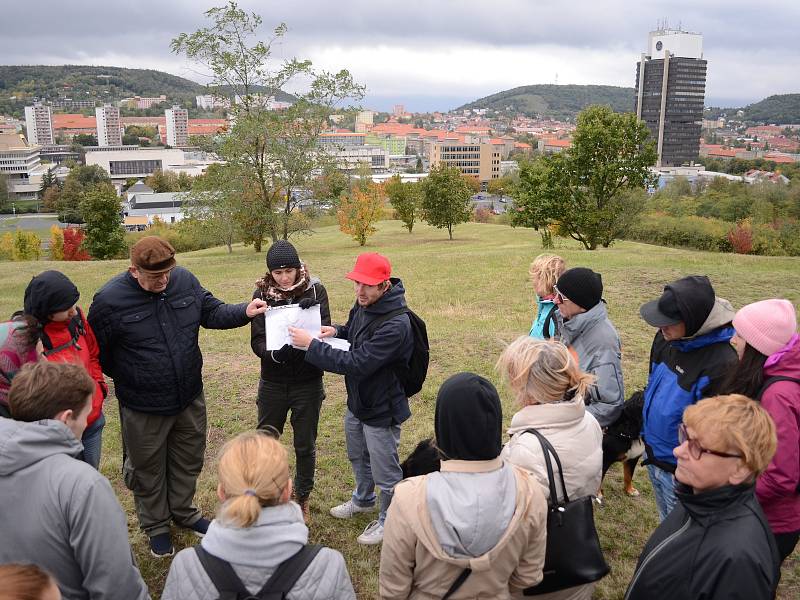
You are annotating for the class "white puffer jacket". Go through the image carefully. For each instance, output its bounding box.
[502,393,603,502]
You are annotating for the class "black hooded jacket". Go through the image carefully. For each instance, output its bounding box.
[87,267,250,415]
[625,483,780,600]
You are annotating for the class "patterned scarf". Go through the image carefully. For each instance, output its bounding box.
[255,262,310,302]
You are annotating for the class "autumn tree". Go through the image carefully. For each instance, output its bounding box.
[511,105,657,250]
[49,225,64,260]
[338,183,384,246]
[80,185,126,259]
[385,175,421,233]
[57,165,112,224]
[421,164,474,240]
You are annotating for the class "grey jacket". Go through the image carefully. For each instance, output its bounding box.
[561,301,625,426]
[0,417,150,600]
[163,503,355,600]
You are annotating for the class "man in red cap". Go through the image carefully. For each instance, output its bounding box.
[290,252,413,545]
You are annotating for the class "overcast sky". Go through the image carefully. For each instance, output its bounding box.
[1,0,796,112]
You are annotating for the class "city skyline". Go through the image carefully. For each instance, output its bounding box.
[1,0,797,112]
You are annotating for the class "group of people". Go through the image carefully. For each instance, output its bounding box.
[0,237,796,600]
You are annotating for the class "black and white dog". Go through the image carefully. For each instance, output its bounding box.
[601,390,646,497]
[400,437,440,479]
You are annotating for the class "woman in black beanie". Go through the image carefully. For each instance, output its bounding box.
[379,373,548,599]
[250,240,330,522]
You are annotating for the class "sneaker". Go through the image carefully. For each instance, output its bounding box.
[329,499,377,519]
[149,533,175,558]
[357,520,384,545]
[187,517,211,538]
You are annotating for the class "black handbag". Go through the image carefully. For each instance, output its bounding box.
[522,428,610,595]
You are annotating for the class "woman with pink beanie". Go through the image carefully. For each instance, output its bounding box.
[721,298,800,563]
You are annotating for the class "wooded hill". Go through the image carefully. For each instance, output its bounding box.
[0,65,295,118]
[740,94,800,124]
[457,84,635,120]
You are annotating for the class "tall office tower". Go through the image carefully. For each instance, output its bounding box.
[24,102,54,146]
[96,104,122,146]
[635,28,706,167]
[165,105,189,147]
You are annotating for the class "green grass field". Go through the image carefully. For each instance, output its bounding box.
[1,220,798,599]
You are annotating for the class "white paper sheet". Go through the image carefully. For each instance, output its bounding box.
[264,304,321,350]
[321,337,351,351]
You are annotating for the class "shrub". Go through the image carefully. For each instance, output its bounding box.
[727,220,753,254]
[125,219,233,253]
[49,224,64,260]
[626,213,730,252]
[0,232,13,261]
[778,221,800,256]
[12,230,41,260]
[473,207,492,223]
[63,228,90,261]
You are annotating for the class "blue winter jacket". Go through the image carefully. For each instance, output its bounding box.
[304,278,413,427]
[642,299,737,470]
[529,296,560,340]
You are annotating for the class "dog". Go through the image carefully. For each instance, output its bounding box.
[400,437,441,479]
[600,390,645,498]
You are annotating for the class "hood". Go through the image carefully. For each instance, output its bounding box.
[507,394,587,435]
[665,276,716,337]
[693,297,735,337]
[201,502,308,568]
[363,277,408,316]
[764,336,800,379]
[561,300,608,343]
[423,459,518,565]
[0,417,83,475]
[671,298,735,351]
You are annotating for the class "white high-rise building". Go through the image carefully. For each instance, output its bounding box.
[24,103,54,146]
[165,105,189,147]
[96,104,122,147]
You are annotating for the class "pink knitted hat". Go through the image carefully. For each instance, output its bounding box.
[733,299,797,357]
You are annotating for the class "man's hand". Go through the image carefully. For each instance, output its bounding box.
[288,326,313,350]
[319,325,336,338]
[271,344,293,363]
[246,298,268,318]
[298,298,319,310]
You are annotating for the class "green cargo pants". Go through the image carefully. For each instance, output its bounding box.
[120,393,206,538]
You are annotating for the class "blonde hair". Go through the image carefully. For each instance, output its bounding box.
[497,337,595,406]
[217,431,290,528]
[529,254,566,297]
[683,395,777,476]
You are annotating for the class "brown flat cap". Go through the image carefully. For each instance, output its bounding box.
[130,236,176,273]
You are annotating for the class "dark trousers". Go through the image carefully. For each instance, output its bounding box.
[120,393,206,537]
[775,530,800,564]
[257,378,324,499]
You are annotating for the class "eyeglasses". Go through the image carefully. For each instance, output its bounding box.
[553,284,568,303]
[678,423,742,460]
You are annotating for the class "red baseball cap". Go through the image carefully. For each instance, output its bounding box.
[346,253,392,285]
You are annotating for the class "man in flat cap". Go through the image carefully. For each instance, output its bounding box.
[88,236,266,557]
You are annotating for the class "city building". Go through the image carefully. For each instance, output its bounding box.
[85,147,186,191]
[318,132,366,147]
[393,104,405,117]
[120,95,167,110]
[96,104,122,147]
[24,103,54,146]
[635,28,707,167]
[124,188,188,226]
[355,110,376,133]
[39,145,81,164]
[165,106,189,147]
[430,140,501,188]
[0,132,42,200]
[365,133,407,155]
[196,94,231,110]
[52,114,98,140]
[328,145,389,173]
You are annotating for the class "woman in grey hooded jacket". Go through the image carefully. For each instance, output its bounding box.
[162,431,355,600]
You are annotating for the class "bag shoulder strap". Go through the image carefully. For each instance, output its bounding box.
[362,307,409,340]
[442,567,472,600]
[194,545,250,598]
[256,544,323,599]
[41,310,86,358]
[542,304,558,340]
[522,428,570,505]
[757,376,800,401]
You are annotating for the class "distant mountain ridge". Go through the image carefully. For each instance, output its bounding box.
[456,84,635,120]
[0,65,295,117]
[739,94,800,124]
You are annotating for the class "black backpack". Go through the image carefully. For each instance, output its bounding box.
[363,307,430,397]
[195,544,322,600]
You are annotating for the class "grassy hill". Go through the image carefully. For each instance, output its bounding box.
[1,221,798,599]
[742,93,800,124]
[0,65,295,118]
[457,84,635,120]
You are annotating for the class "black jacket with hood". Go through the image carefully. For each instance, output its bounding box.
[625,483,780,600]
[250,277,331,383]
[304,278,413,426]
[88,267,250,415]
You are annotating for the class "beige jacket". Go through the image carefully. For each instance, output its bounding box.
[379,458,548,599]
[502,395,603,600]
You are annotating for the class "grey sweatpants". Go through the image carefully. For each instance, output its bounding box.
[344,409,402,524]
[120,393,206,537]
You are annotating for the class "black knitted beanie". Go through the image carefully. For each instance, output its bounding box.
[266,240,301,271]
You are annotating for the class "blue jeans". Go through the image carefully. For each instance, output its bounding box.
[80,413,105,470]
[647,463,677,521]
[344,410,402,525]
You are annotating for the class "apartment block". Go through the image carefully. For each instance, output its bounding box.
[635,29,707,167]
[430,141,501,187]
[165,106,189,147]
[96,104,122,147]
[24,103,54,146]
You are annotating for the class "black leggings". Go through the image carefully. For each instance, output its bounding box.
[774,530,800,564]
